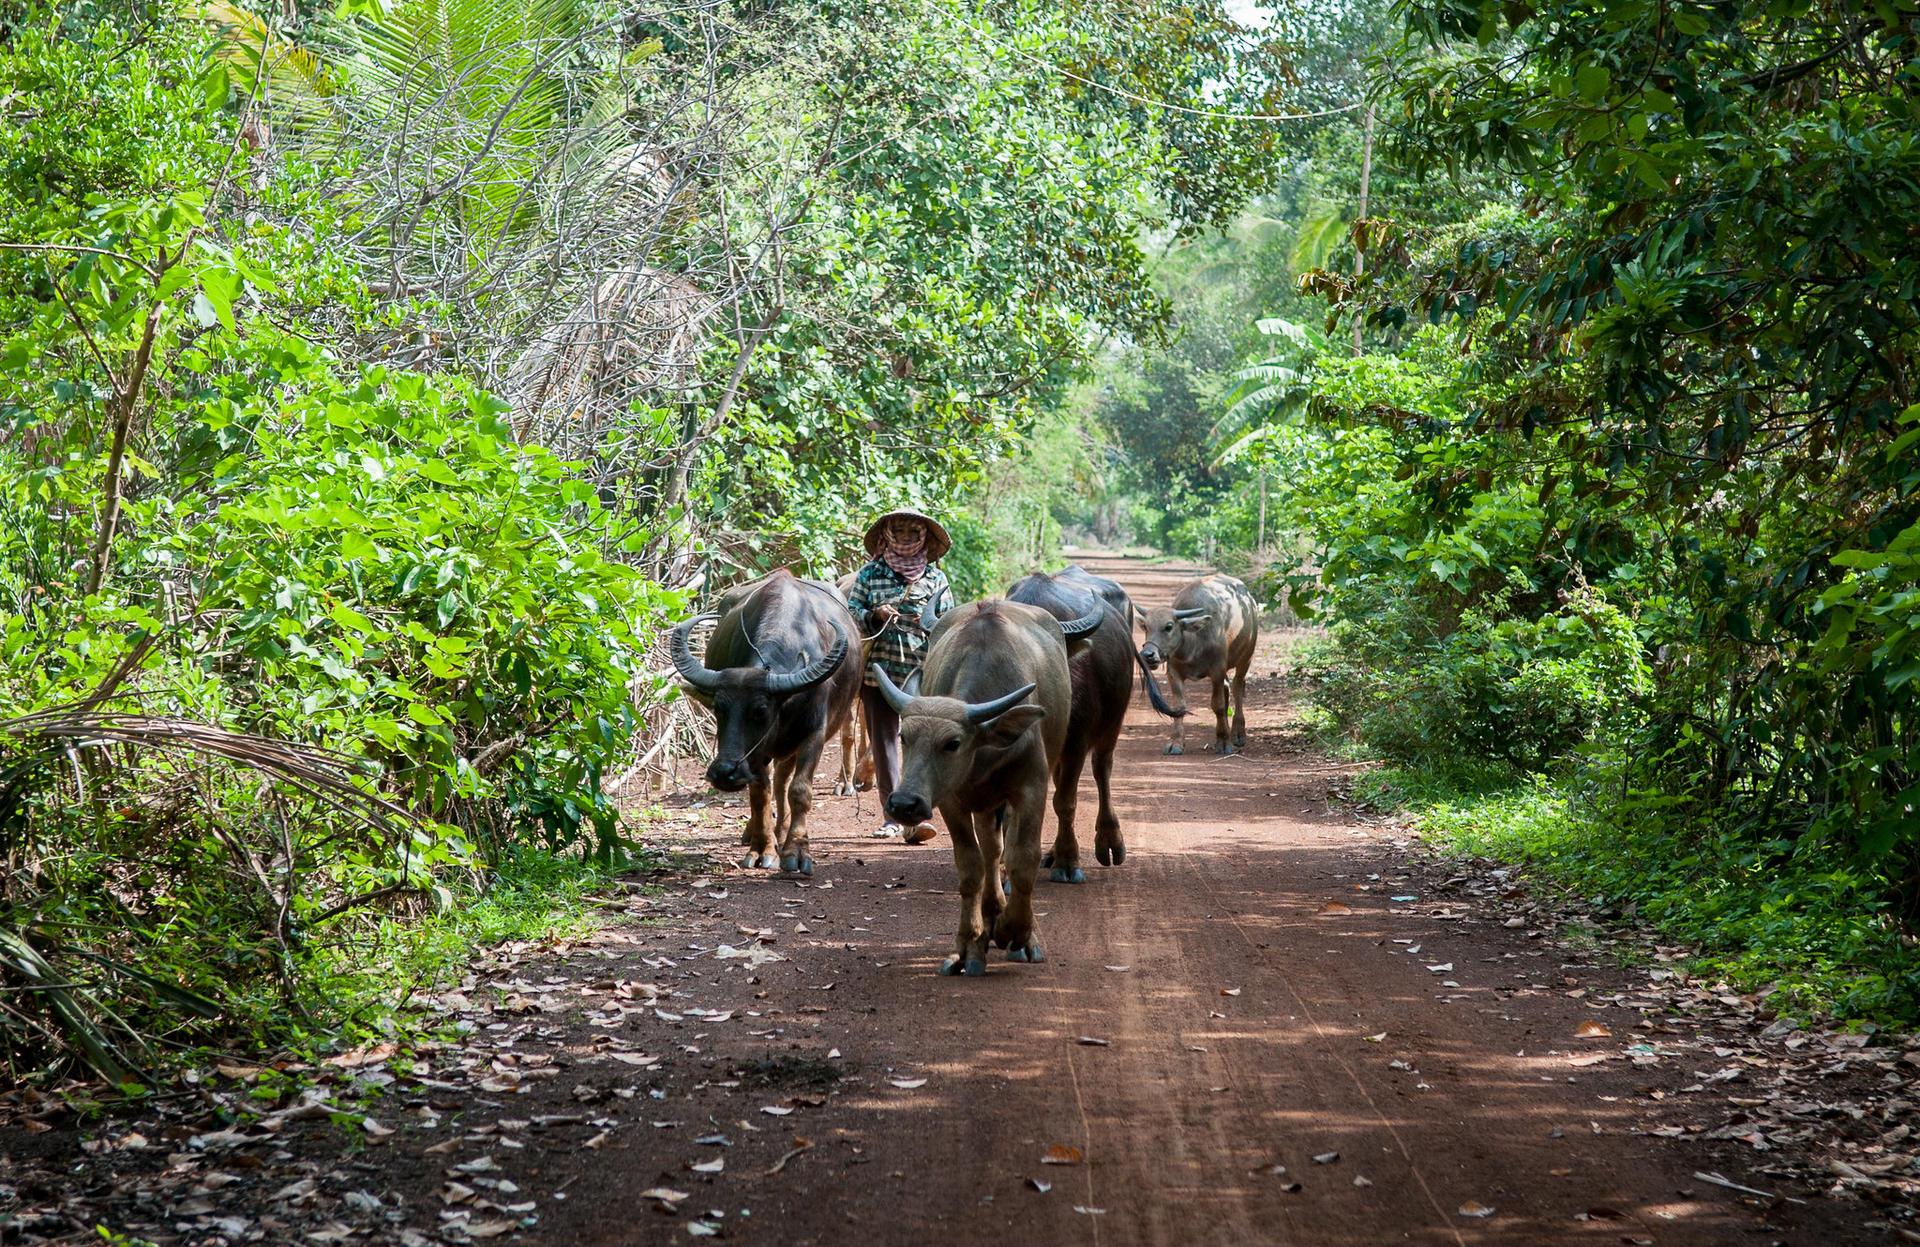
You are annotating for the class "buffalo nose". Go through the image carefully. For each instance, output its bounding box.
[707,759,751,792]
[885,791,931,824]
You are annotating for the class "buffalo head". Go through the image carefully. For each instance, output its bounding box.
[1136,604,1210,669]
[870,664,1045,826]
[670,613,847,792]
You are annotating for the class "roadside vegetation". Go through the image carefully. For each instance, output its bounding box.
[3,0,1914,1097]
[1088,1,1920,1025]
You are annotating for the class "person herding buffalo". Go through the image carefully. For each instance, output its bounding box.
[844,509,956,844]
[1138,573,1259,755]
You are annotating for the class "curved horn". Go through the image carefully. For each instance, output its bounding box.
[870,662,915,714]
[765,616,849,694]
[1060,603,1105,639]
[964,682,1038,724]
[669,614,724,691]
[1172,606,1210,621]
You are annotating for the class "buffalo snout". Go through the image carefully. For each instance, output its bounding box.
[1139,645,1163,668]
[885,790,933,825]
[707,758,754,792]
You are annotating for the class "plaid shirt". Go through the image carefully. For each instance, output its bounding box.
[845,559,955,687]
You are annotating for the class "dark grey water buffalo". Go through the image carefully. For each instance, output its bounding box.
[670,570,859,874]
[1006,564,1183,882]
[1138,573,1259,756]
[871,598,1102,975]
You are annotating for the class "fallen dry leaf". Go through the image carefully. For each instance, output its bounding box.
[689,1157,724,1174]
[1575,1020,1612,1039]
[1042,1144,1084,1166]
[761,1105,794,1116]
[641,1187,689,1206]
[1075,1036,1111,1047]
[1221,987,1242,997]
[1319,901,1354,916]
[1026,1178,1052,1193]
[888,1078,927,1090]
[1312,1152,1340,1165]
[1458,1201,1496,1218]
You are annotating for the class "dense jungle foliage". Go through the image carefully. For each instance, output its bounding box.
[1101,0,1920,1021]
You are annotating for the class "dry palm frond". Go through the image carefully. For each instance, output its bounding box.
[0,705,417,1084]
[507,266,715,445]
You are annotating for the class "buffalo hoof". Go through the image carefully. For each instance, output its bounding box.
[1214,741,1235,755]
[1165,744,1184,756]
[1049,866,1087,885]
[1095,843,1125,867]
[781,852,814,876]
[1006,941,1046,964]
[940,956,987,977]
[1001,876,1012,897]
[832,781,854,797]
[741,850,779,870]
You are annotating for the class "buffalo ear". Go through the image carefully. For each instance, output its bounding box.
[680,684,716,710]
[983,703,1045,743]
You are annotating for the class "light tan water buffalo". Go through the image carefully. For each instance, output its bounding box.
[669,571,859,875]
[1137,573,1259,756]
[870,598,1101,975]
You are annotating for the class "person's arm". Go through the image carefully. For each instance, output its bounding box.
[850,563,898,629]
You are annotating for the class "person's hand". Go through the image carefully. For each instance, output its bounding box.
[869,604,898,628]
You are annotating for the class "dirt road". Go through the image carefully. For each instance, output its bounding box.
[11,557,1881,1246]
[459,556,1867,1246]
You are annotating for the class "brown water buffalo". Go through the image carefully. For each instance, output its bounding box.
[1137,573,1259,756]
[870,598,1101,975]
[669,570,858,875]
[1006,564,1183,882]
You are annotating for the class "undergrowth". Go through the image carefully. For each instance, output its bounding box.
[1354,762,1920,1030]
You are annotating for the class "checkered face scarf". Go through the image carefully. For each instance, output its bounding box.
[881,519,929,582]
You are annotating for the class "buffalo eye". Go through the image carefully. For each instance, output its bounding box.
[941,738,961,753]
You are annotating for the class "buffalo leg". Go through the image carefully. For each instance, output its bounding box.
[1231,660,1250,749]
[978,808,1007,939]
[779,735,823,876]
[1091,734,1125,866]
[995,797,1046,963]
[854,722,875,790]
[741,778,777,870]
[833,719,858,796]
[938,800,989,977]
[1211,672,1233,754]
[1046,742,1088,884]
[1166,667,1188,755]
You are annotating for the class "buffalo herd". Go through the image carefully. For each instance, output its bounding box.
[670,564,1260,976]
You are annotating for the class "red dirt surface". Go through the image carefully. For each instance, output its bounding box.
[2,557,1890,1246]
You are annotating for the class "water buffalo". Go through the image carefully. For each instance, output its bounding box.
[870,598,1102,975]
[669,570,858,874]
[1138,573,1259,756]
[1006,564,1183,882]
